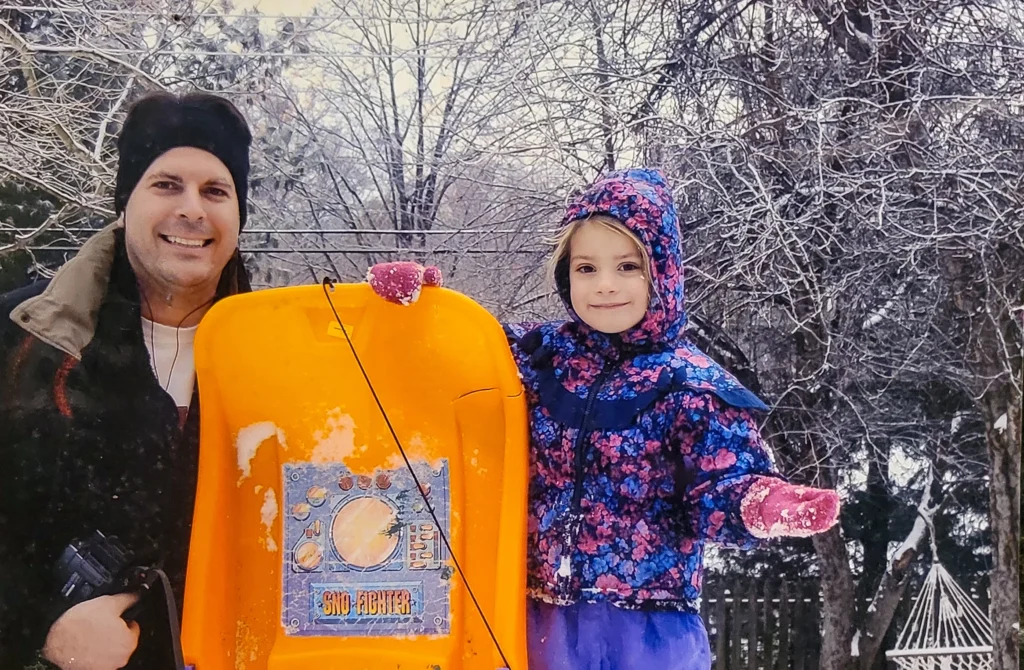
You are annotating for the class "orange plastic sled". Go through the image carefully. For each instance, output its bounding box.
[181,282,529,670]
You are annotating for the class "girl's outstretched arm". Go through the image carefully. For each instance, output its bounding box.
[675,394,839,549]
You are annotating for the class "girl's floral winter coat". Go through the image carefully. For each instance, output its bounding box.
[505,168,784,612]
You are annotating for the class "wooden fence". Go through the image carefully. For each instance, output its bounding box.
[701,579,823,670]
[701,577,989,670]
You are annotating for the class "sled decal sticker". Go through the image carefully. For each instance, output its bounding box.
[281,460,451,636]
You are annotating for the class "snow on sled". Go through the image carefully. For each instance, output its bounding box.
[181,281,529,670]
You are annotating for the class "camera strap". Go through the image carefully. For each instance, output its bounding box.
[127,567,186,670]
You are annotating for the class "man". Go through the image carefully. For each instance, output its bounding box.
[0,91,253,669]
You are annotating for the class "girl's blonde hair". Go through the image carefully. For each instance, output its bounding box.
[545,214,652,288]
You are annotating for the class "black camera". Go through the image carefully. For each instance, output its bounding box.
[54,530,157,620]
[52,531,187,669]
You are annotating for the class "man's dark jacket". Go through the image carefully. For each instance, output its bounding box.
[0,223,250,668]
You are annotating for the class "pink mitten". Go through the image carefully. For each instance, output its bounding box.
[366,262,443,306]
[740,477,840,539]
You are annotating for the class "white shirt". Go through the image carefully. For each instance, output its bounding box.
[141,317,198,408]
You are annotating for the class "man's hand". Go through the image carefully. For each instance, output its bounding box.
[367,262,443,305]
[740,477,841,539]
[42,593,141,670]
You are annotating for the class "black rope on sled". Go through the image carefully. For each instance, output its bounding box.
[321,278,511,670]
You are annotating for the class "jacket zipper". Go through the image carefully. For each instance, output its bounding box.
[557,368,610,589]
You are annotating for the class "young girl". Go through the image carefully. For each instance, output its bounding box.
[368,168,840,670]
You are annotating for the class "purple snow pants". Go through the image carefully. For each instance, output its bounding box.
[526,599,712,670]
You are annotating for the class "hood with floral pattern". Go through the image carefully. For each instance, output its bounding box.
[554,167,687,349]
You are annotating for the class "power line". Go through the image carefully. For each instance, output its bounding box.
[0,4,534,23]
[26,245,546,254]
[4,41,458,61]
[11,227,555,236]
